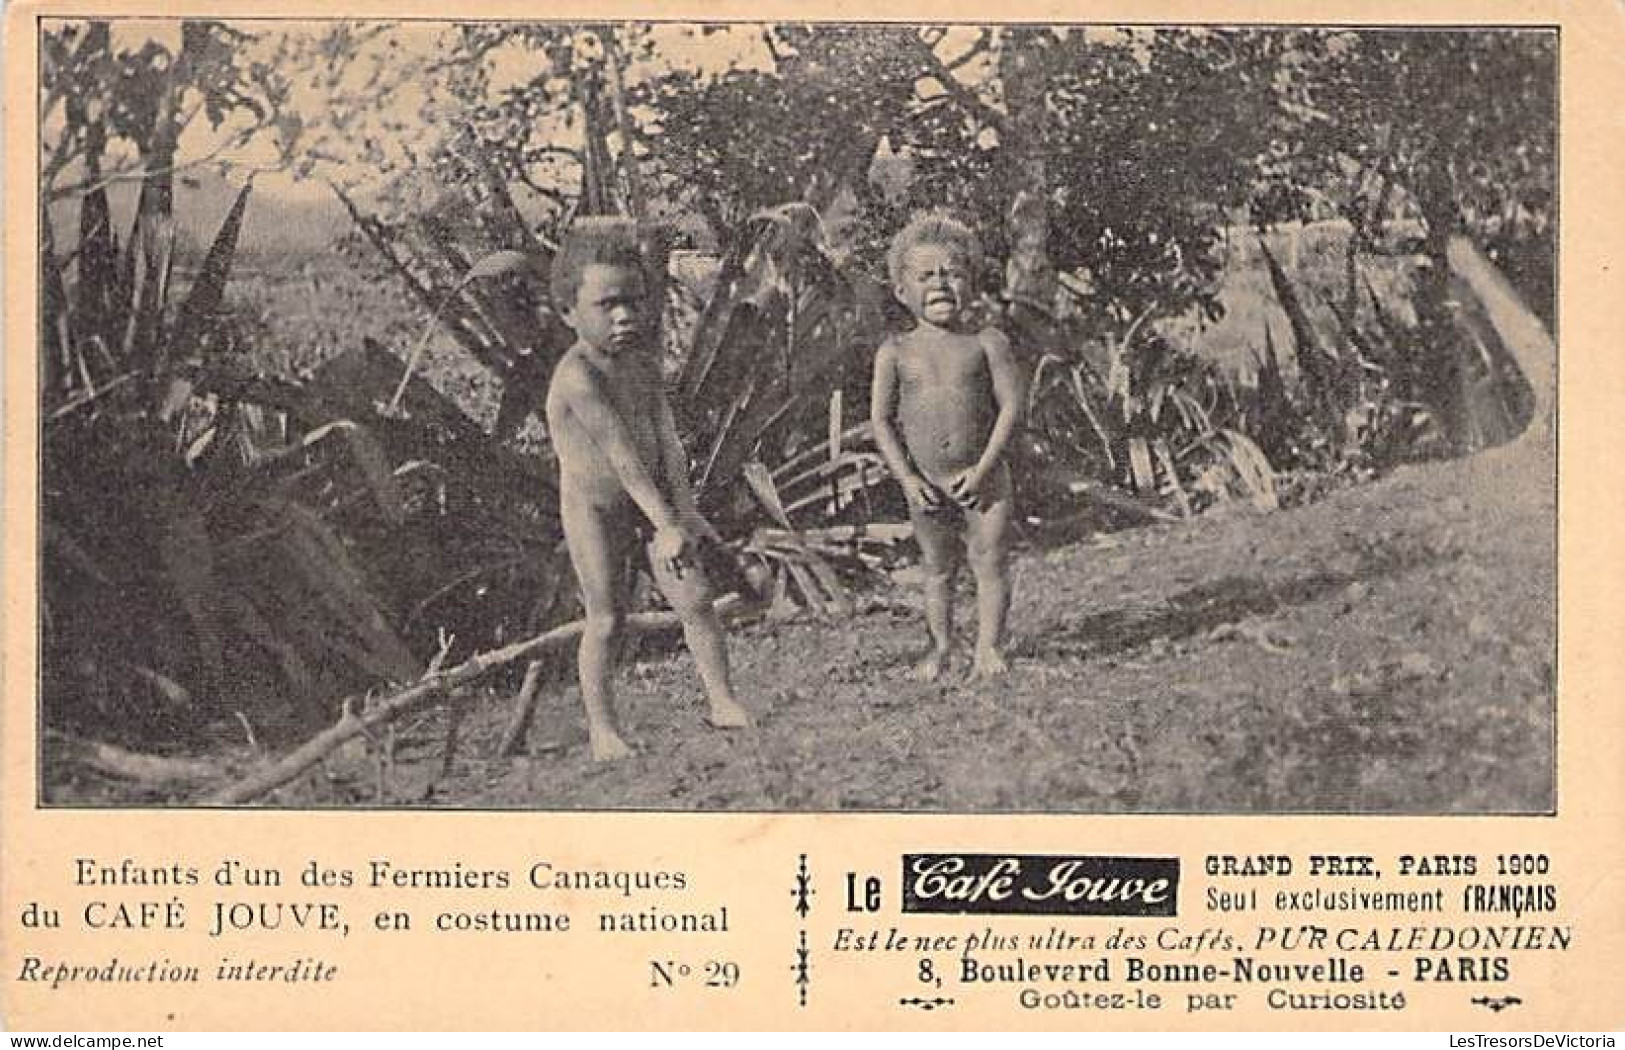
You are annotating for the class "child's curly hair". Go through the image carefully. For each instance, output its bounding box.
[550,217,649,308]
[886,210,984,288]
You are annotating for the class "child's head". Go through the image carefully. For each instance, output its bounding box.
[886,211,982,287]
[886,211,983,327]
[551,218,649,308]
[551,218,650,354]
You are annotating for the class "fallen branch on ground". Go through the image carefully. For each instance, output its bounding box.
[46,731,226,784]
[201,595,752,806]
[497,660,549,758]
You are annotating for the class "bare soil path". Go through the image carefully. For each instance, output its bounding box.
[330,438,1553,814]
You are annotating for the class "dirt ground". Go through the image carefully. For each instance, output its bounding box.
[286,435,1553,814]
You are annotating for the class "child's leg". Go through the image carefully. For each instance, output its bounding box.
[965,464,1014,676]
[909,505,962,681]
[561,500,634,760]
[651,548,752,728]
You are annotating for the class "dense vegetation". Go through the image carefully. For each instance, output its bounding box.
[38,22,1554,796]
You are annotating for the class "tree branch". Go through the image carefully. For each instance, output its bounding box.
[910,31,1007,134]
[423,28,510,76]
[942,28,994,71]
[762,28,789,69]
[524,144,585,162]
[39,21,110,131]
[202,594,753,805]
[48,121,272,203]
[516,169,573,210]
[46,730,225,785]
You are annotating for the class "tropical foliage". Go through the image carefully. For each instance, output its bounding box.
[38,20,1556,763]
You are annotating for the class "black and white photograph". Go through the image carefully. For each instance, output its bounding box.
[35,19,1557,813]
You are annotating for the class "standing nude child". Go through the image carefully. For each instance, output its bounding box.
[870,212,1025,681]
[544,220,753,760]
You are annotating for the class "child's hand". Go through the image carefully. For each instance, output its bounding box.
[948,467,984,509]
[903,474,945,512]
[652,526,693,576]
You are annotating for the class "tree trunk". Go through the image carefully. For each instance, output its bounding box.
[996,30,1059,353]
[599,27,645,220]
[577,74,616,217]
[129,22,210,379]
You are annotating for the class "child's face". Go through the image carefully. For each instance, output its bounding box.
[895,243,974,328]
[564,263,647,356]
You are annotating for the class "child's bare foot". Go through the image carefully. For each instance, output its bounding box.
[706,698,754,729]
[589,729,634,762]
[971,648,1010,678]
[910,650,951,682]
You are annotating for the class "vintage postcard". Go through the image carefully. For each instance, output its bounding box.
[3,0,1621,1032]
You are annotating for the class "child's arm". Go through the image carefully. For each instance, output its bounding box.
[869,338,941,510]
[950,328,1026,505]
[556,365,685,537]
[653,384,716,540]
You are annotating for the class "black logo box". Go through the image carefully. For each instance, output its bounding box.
[902,854,1180,916]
